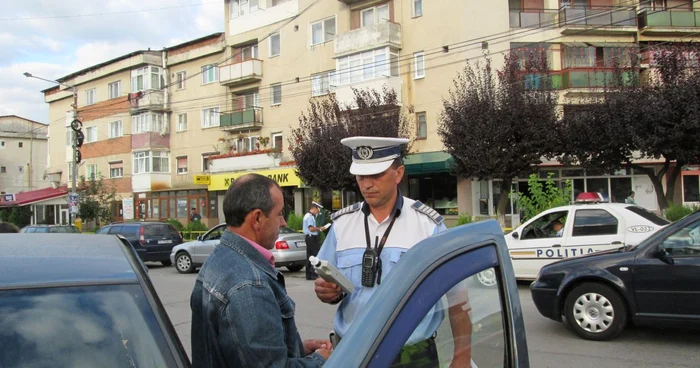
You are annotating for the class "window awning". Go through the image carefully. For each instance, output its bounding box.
[404,152,454,175]
[562,42,590,48]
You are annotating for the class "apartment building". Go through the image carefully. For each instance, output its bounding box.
[43,0,700,225]
[0,115,48,194]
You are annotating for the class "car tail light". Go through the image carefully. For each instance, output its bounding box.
[139,226,145,245]
[275,240,289,250]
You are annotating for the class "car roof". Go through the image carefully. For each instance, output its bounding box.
[104,221,170,226]
[0,234,138,289]
[24,224,75,227]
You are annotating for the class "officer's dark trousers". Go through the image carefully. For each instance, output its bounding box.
[305,234,319,280]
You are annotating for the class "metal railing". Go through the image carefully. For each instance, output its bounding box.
[639,9,700,28]
[559,6,636,27]
[220,107,263,128]
[509,9,558,28]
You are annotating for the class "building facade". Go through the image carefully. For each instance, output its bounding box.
[0,115,48,195]
[43,0,700,226]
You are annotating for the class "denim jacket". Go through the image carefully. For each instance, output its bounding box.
[190,229,326,367]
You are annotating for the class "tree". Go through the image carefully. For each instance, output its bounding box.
[290,87,414,191]
[8,206,32,228]
[439,52,559,223]
[560,45,700,209]
[77,175,118,225]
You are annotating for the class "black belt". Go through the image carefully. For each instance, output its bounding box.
[305,234,317,237]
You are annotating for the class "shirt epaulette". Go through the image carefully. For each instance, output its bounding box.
[411,201,444,225]
[331,203,362,221]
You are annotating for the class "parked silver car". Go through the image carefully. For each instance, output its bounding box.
[170,223,308,274]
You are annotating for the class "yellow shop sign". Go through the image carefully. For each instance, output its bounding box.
[208,168,302,190]
[194,175,211,185]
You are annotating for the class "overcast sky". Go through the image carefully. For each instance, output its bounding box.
[0,0,223,125]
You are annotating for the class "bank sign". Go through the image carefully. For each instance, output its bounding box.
[208,168,302,191]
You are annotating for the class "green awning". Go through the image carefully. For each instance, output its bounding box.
[404,152,454,175]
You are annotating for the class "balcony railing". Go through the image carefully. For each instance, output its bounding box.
[334,21,402,56]
[638,10,700,30]
[559,7,637,28]
[219,59,263,87]
[561,69,637,88]
[220,107,263,131]
[509,10,558,28]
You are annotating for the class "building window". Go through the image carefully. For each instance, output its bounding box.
[18,142,23,148]
[230,0,259,19]
[272,132,283,149]
[177,156,188,174]
[86,89,96,105]
[202,64,218,84]
[108,81,121,99]
[131,66,162,92]
[336,47,399,85]
[311,16,336,45]
[18,166,24,173]
[86,164,98,180]
[312,71,333,96]
[271,83,282,105]
[414,52,425,79]
[413,0,423,17]
[132,113,164,134]
[177,113,188,132]
[202,107,220,128]
[133,151,170,174]
[176,71,186,89]
[66,127,74,146]
[241,45,259,60]
[202,153,219,172]
[0,141,4,148]
[270,33,281,57]
[408,173,458,215]
[416,112,427,139]
[85,126,97,143]
[0,166,5,173]
[109,120,123,138]
[361,4,389,27]
[109,161,124,178]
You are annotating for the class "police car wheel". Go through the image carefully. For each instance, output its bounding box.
[564,283,627,341]
[176,252,195,274]
[476,269,497,287]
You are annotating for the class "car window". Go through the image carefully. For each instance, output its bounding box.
[108,226,124,235]
[278,227,297,234]
[144,224,181,238]
[625,206,671,226]
[95,227,110,234]
[23,227,35,233]
[51,226,77,233]
[573,209,618,237]
[120,226,139,238]
[662,219,700,257]
[0,284,177,368]
[203,225,225,241]
[522,210,568,239]
[33,227,48,233]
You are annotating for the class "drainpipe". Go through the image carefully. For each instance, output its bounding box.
[29,124,33,190]
[162,49,169,132]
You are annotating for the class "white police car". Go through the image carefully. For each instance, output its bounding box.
[506,193,670,279]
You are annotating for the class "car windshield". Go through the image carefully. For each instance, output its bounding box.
[50,226,78,233]
[144,224,180,238]
[278,227,297,234]
[625,206,671,226]
[0,284,176,368]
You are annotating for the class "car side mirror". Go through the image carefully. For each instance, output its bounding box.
[197,235,203,241]
[656,244,674,265]
[512,232,519,239]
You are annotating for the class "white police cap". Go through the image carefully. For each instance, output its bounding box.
[341,136,409,176]
[311,201,323,209]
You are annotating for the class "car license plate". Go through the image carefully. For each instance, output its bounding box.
[158,240,173,244]
[297,242,306,247]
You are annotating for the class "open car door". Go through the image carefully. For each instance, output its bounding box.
[328,220,529,368]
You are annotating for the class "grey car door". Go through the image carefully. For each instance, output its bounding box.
[328,220,529,368]
[194,224,225,264]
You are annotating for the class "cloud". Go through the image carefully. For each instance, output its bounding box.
[1,0,224,123]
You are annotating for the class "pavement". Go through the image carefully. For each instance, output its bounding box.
[147,264,700,368]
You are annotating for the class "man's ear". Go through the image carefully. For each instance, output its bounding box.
[394,165,405,185]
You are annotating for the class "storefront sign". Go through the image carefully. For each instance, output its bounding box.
[1,193,15,202]
[122,197,134,220]
[194,175,211,185]
[208,168,302,191]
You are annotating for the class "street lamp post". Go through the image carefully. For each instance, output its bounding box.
[23,72,79,225]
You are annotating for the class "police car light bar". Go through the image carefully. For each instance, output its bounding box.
[575,192,608,204]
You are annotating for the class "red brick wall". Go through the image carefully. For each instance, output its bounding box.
[168,35,224,56]
[81,136,131,159]
[78,96,130,121]
[106,177,132,193]
[131,132,170,150]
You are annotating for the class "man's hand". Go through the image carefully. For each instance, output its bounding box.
[450,348,472,368]
[303,339,333,360]
[314,278,341,303]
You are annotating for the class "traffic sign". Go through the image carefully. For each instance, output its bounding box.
[194,175,211,185]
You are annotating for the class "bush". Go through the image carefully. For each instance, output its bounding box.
[286,212,303,231]
[512,173,573,222]
[456,213,474,226]
[165,218,184,231]
[664,203,700,222]
[8,206,32,229]
[186,220,208,232]
[0,208,11,222]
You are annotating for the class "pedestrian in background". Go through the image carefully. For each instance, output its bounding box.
[190,174,331,367]
[303,201,324,280]
[625,191,637,205]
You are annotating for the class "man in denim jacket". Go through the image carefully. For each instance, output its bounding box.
[190,174,332,367]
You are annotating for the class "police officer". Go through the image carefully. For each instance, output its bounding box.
[304,201,324,280]
[314,136,472,367]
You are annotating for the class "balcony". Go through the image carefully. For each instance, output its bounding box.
[638,10,700,35]
[558,7,637,34]
[220,107,263,132]
[129,90,166,113]
[219,60,263,87]
[560,69,637,89]
[509,10,558,28]
[334,22,402,57]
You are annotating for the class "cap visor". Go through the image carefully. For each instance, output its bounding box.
[350,160,393,176]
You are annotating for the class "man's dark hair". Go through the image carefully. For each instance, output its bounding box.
[629,191,635,196]
[390,158,403,169]
[0,222,19,233]
[223,174,280,227]
[191,208,196,211]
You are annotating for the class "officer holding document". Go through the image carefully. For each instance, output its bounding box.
[314,136,473,367]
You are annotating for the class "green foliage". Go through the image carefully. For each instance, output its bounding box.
[664,203,700,222]
[8,206,32,228]
[186,220,208,232]
[0,208,11,222]
[286,212,303,231]
[77,175,117,226]
[456,213,474,226]
[513,173,573,222]
[165,218,184,231]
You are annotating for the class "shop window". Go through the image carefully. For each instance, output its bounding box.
[408,173,458,215]
[610,177,632,204]
[479,181,490,215]
[683,175,700,202]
